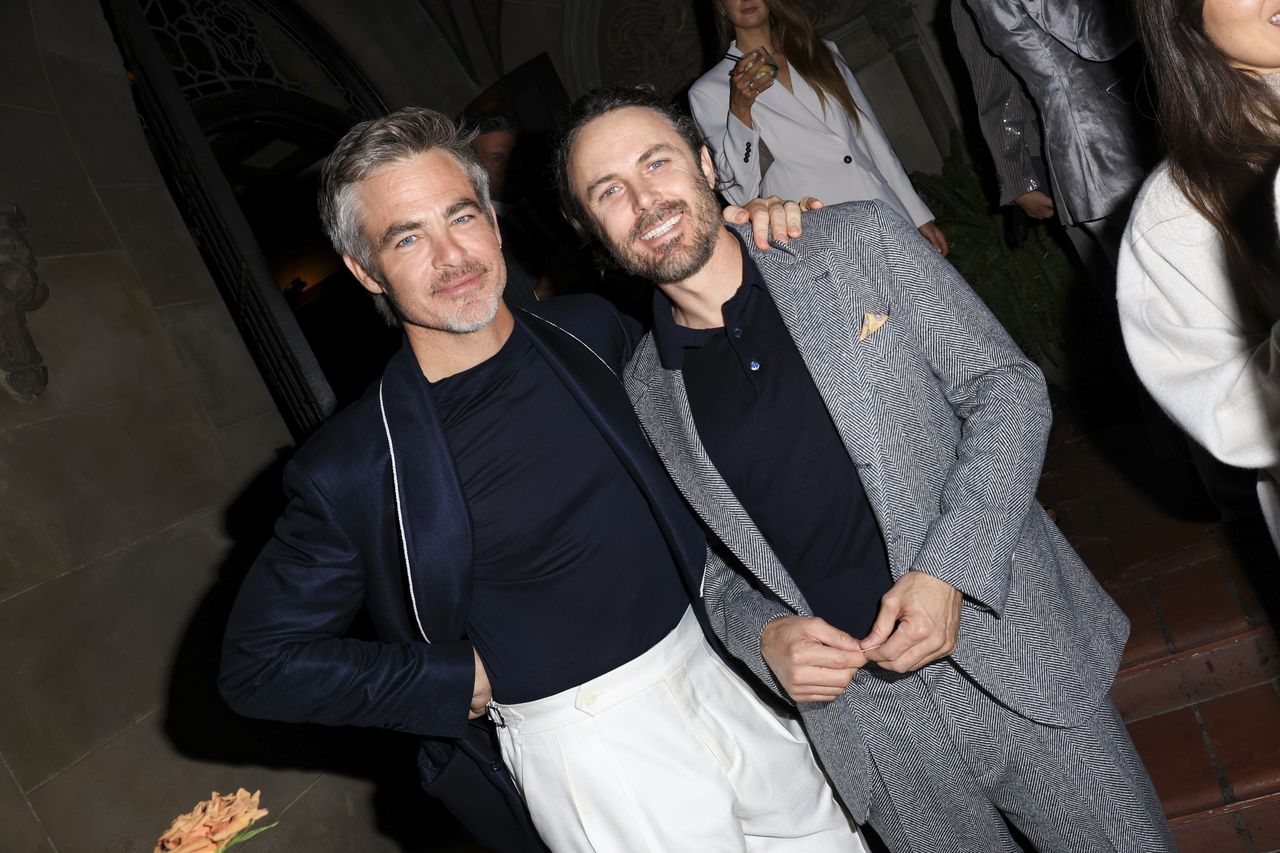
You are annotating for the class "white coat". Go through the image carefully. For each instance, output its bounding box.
[689,39,933,227]
[1117,161,1280,546]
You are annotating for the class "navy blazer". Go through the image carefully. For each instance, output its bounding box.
[219,295,710,850]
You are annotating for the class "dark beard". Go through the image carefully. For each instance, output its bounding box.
[608,190,720,284]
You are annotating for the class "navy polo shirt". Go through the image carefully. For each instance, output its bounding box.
[431,322,687,703]
[650,241,892,637]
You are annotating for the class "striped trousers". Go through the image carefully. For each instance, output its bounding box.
[846,661,1175,853]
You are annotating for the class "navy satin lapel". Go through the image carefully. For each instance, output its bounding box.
[379,341,473,641]
[520,314,707,583]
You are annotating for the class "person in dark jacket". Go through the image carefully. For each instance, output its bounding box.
[218,106,860,851]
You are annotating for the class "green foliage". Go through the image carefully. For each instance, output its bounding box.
[216,821,279,852]
[911,144,1082,387]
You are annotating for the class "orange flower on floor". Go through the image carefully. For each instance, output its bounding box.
[154,788,275,853]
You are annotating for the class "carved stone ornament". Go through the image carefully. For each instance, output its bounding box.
[0,205,50,402]
[863,0,917,48]
[598,0,704,98]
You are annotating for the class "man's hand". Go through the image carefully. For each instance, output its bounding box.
[760,615,865,702]
[918,220,950,256]
[1014,190,1055,220]
[469,648,492,720]
[723,195,824,250]
[861,571,961,674]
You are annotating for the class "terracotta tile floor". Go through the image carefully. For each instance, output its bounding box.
[1042,390,1280,853]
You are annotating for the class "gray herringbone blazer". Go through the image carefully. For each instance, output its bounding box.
[623,202,1130,822]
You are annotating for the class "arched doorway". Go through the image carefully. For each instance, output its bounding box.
[102,0,392,437]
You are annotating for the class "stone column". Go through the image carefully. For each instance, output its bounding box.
[864,0,958,156]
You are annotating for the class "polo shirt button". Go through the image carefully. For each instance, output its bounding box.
[843,155,853,164]
[732,328,744,339]
[749,360,761,371]
[583,691,599,707]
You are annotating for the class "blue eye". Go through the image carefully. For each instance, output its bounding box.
[452,213,476,225]
[647,159,667,171]
[599,186,619,201]
[396,234,417,248]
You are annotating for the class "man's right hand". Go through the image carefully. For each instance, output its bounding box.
[1014,190,1055,220]
[469,649,492,719]
[760,616,866,703]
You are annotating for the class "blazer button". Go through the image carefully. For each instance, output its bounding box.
[843,155,853,164]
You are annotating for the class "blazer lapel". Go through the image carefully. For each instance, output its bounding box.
[757,79,842,142]
[721,41,838,142]
[378,342,473,641]
[744,230,902,574]
[628,343,809,614]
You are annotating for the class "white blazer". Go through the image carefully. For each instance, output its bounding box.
[689,39,934,227]
[1118,161,1280,550]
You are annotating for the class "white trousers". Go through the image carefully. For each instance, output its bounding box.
[490,607,866,852]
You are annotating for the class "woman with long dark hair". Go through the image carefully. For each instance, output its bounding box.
[1118,0,1280,539]
[689,0,948,255]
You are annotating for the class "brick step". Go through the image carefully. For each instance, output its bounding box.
[1103,533,1270,671]
[1115,627,1279,722]
[1170,791,1280,852]
[1128,681,1280,832]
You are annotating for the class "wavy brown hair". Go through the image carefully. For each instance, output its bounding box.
[1136,0,1280,288]
[714,0,860,127]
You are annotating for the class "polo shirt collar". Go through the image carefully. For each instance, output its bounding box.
[651,233,767,370]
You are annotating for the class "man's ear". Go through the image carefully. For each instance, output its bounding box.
[698,145,717,189]
[342,254,384,296]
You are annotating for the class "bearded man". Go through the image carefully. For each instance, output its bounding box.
[219,106,868,852]
[555,86,1175,853]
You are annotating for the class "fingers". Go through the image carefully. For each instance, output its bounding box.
[761,615,868,702]
[861,572,962,674]
[918,222,949,257]
[804,617,861,652]
[799,196,824,211]
[860,599,900,652]
[731,50,776,100]
[732,196,811,248]
[770,199,802,242]
[864,617,956,673]
[748,200,774,250]
[1015,190,1055,220]
[787,666,861,702]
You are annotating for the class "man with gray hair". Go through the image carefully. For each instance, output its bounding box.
[218,106,866,851]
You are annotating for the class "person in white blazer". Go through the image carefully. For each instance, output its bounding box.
[690,0,948,255]
[1117,0,1280,550]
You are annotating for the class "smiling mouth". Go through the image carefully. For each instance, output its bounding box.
[641,212,683,241]
[434,264,489,294]
[1272,12,1280,24]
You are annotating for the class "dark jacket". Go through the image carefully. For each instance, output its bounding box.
[219,295,711,850]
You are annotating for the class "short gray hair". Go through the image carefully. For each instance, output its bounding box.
[318,107,493,325]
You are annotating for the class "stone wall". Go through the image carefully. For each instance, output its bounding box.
[0,2,438,850]
[0,1,978,850]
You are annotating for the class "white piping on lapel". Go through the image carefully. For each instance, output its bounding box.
[520,312,618,379]
[379,379,431,644]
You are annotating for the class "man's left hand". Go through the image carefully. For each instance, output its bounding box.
[723,195,824,250]
[860,571,961,673]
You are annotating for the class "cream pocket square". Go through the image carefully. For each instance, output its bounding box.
[859,312,889,342]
